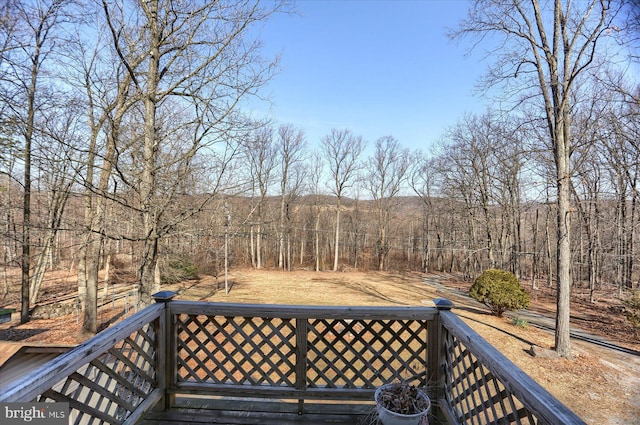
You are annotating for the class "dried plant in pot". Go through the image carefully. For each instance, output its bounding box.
[374,382,431,425]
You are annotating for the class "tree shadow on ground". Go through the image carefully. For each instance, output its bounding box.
[454,309,537,347]
[97,310,127,333]
[197,280,235,300]
[0,327,48,341]
[342,280,408,305]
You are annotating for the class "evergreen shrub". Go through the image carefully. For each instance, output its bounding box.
[161,257,199,284]
[469,269,530,317]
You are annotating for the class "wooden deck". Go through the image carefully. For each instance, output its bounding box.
[142,409,364,425]
[140,399,374,425]
[0,293,586,425]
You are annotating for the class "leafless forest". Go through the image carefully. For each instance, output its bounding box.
[0,0,638,352]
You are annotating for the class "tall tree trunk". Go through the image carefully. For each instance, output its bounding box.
[2,213,10,297]
[256,222,262,269]
[377,223,387,271]
[314,214,320,272]
[532,209,539,290]
[333,199,341,271]
[278,204,285,269]
[616,182,625,295]
[299,226,305,266]
[139,0,161,306]
[20,35,40,324]
[21,129,32,323]
[30,182,70,306]
[554,100,573,357]
[250,223,256,268]
[626,178,637,289]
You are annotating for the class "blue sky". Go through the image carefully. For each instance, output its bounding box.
[248,0,489,152]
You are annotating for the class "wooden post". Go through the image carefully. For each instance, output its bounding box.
[430,298,454,424]
[295,318,308,415]
[152,291,177,410]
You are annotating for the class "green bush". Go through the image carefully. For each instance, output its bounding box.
[469,269,530,317]
[623,291,640,328]
[161,257,199,284]
[510,316,528,328]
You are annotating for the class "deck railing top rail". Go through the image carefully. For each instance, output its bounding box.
[167,300,440,319]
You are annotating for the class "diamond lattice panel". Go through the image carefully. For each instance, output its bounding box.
[176,314,296,386]
[38,322,158,425]
[443,332,537,425]
[306,319,428,389]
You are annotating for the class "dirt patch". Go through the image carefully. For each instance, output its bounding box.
[1,269,639,425]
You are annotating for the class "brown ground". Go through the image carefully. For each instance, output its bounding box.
[1,269,639,425]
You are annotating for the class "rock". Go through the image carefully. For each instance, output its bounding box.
[528,344,559,359]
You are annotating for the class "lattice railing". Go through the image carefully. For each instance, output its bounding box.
[167,301,584,424]
[438,309,585,425]
[442,330,536,425]
[175,314,297,386]
[42,325,158,424]
[1,295,586,425]
[305,318,428,389]
[169,303,434,400]
[0,304,164,425]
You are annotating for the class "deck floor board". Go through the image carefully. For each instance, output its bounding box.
[140,407,376,425]
[138,398,379,425]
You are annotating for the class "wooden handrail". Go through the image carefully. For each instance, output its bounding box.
[167,300,440,320]
[439,310,586,425]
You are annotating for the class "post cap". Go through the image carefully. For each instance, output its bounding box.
[433,298,454,310]
[152,291,177,303]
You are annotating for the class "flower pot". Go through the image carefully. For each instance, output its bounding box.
[374,383,431,425]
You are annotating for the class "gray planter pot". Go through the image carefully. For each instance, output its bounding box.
[374,383,431,425]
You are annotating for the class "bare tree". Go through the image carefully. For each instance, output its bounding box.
[64,12,140,334]
[321,129,366,272]
[453,0,621,358]
[0,1,20,299]
[243,126,276,269]
[29,103,82,306]
[409,151,440,273]
[100,0,282,305]
[276,124,306,270]
[0,0,70,323]
[491,116,527,276]
[366,136,409,271]
[307,150,325,271]
[444,113,501,271]
[434,117,496,277]
[600,88,640,295]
